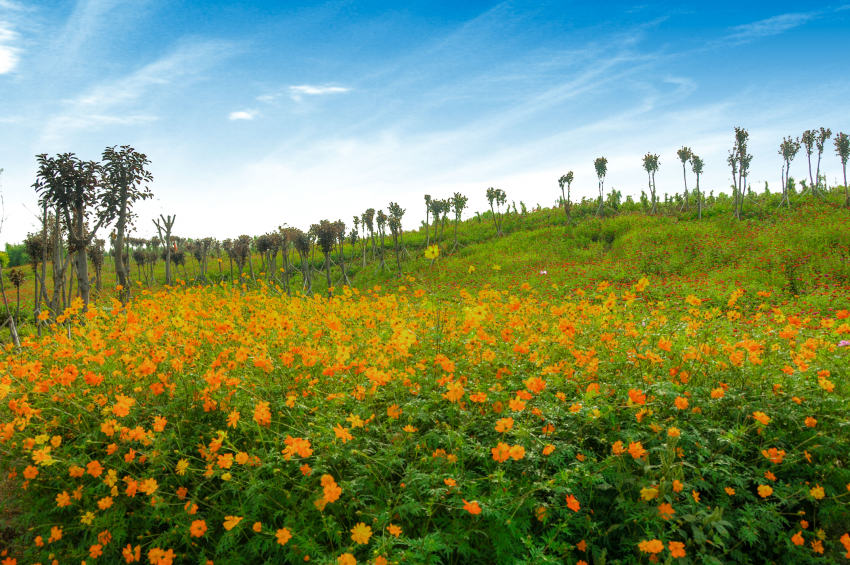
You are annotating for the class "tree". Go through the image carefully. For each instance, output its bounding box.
[727,128,750,221]
[450,192,468,253]
[152,214,176,286]
[389,216,402,277]
[100,146,153,303]
[376,209,388,271]
[642,153,659,214]
[835,132,849,207]
[557,172,574,223]
[690,155,704,219]
[814,127,832,197]
[388,202,407,257]
[316,220,336,296]
[594,157,608,218]
[423,195,432,248]
[33,153,110,312]
[778,137,801,209]
[485,187,506,236]
[677,147,693,211]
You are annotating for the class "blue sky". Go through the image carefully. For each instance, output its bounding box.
[1,0,849,244]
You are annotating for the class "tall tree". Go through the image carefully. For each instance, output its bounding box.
[152,214,176,286]
[677,147,693,212]
[485,187,506,236]
[450,192,468,253]
[642,153,659,214]
[801,129,816,196]
[728,128,750,221]
[594,157,608,218]
[814,127,832,197]
[423,194,432,248]
[835,132,849,208]
[33,153,108,312]
[557,172,574,223]
[100,146,153,303]
[778,137,801,209]
[690,155,704,220]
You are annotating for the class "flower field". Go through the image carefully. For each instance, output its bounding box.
[2,205,850,564]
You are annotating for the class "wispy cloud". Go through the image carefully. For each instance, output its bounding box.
[0,0,25,10]
[720,12,817,45]
[289,84,350,102]
[0,21,19,74]
[228,110,256,120]
[43,40,233,138]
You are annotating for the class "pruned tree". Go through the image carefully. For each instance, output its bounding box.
[485,187,506,236]
[388,202,407,257]
[835,132,849,207]
[316,220,337,296]
[423,195,432,248]
[642,153,659,214]
[594,157,608,218]
[557,172,574,223]
[100,146,154,304]
[778,137,801,209]
[293,230,312,295]
[364,208,376,260]
[389,216,402,277]
[814,127,832,197]
[728,128,750,221]
[334,220,351,286]
[153,214,176,286]
[376,209,388,271]
[690,155,704,220]
[450,192,468,253]
[677,147,693,212]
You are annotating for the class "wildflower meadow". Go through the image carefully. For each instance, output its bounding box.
[2,194,850,565]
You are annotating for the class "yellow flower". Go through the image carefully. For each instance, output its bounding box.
[640,487,658,501]
[424,245,440,259]
[81,511,96,525]
[175,459,189,476]
[350,522,373,545]
[810,485,825,500]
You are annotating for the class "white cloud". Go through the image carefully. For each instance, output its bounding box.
[228,110,256,120]
[43,40,231,138]
[0,0,25,10]
[289,84,350,102]
[723,13,816,43]
[0,21,19,74]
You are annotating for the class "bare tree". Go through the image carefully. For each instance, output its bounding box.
[485,187,506,236]
[814,127,832,197]
[153,214,176,285]
[450,192,468,253]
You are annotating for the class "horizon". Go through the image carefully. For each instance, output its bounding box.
[1,0,849,246]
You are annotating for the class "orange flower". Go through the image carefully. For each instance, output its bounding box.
[638,539,664,554]
[752,411,770,426]
[804,417,816,428]
[710,388,725,399]
[387,404,402,419]
[491,442,511,463]
[55,491,71,508]
[791,531,804,546]
[612,441,625,455]
[276,527,292,545]
[226,411,240,428]
[761,447,785,464]
[190,520,207,537]
[542,444,555,456]
[337,554,356,565]
[809,485,825,499]
[334,424,353,443]
[657,503,675,520]
[508,445,525,460]
[667,427,680,437]
[387,524,402,537]
[275,527,292,545]
[758,485,773,498]
[495,417,514,433]
[97,496,113,510]
[253,401,272,427]
[444,478,457,487]
[508,397,526,412]
[657,337,672,352]
[668,541,686,558]
[23,466,38,480]
[627,389,646,405]
[90,544,103,559]
[628,442,646,459]
[87,460,104,478]
[223,516,243,531]
[674,396,688,410]
[463,499,482,515]
[725,487,735,496]
[300,464,312,476]
[691,490,700,502]
[565,494,580,512]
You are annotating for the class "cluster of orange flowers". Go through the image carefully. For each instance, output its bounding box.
[1,275,848,563]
